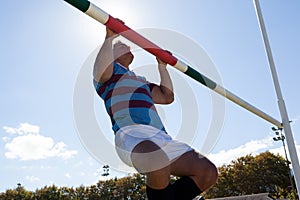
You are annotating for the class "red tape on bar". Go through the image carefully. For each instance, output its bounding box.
[105,16,178,66]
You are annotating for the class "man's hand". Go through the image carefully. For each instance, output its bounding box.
[105,27,118,39]
[156,57,167,67]
[105,19,124,39]
[156,51,172,69]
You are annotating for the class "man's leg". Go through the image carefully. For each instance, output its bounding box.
[131,140,173,200]
[170,150,218,200]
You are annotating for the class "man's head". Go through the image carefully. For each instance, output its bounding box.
[113,41,134,68]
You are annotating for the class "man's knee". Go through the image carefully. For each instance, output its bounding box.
[205,162,218,186]
[193,158,218,190]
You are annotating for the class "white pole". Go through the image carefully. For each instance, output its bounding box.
[253,0,300,196]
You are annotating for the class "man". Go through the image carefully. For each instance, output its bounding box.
[93,25,218,200]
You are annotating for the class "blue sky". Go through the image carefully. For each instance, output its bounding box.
[1,0,300,192]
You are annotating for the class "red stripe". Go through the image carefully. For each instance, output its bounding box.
[105,87,152,101]
[105,16,178,66]
[129,100,155,109]
[109,100,155,115]
[97,73,149,96]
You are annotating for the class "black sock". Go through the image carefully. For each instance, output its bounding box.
[171,176,202,200]
[146,184,174,200]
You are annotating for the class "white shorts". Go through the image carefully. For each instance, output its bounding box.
[114,124,193,167]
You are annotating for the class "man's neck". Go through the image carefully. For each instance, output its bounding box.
[116,61,129,69]
[115,62,129,69]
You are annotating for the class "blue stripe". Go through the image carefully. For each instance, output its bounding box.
[112,108,165,132]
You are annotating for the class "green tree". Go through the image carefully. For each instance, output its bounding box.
[0,183,35,200]
[74,185,89,199]
[204,151,293,199]
[94,173,146,199]
[35,185,61,200]
[0,188,18,200]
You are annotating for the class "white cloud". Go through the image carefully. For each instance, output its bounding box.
[2,136,10,142]
[65,173,72,179]
[3,123,39,135]
[269,146,286,158]
[208,137,274,166]
[3,123,77,161]
[208,136,300,167]
[269,143,300,161]
[25,176,40,183]
[21,165,34,170]
[40,165,54,169]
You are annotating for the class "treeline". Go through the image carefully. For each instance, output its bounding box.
[0,173,147,200]
[1,151,298,199]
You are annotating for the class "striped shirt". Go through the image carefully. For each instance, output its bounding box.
[94,62,165,133]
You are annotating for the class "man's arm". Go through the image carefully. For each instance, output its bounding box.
[93,28,118,83]
[151,57,174,104]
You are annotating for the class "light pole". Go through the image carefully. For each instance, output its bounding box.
[272,127,298,199]
[101,165,110,177]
